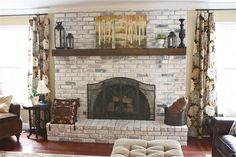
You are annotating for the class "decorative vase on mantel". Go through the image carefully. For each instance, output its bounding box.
[157,39,165,48]
[156,34,167,48]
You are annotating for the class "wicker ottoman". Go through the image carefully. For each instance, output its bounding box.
[111,138,184,157]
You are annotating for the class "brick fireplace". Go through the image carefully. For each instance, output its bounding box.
[47,9,188,145]
[53,9,187,119]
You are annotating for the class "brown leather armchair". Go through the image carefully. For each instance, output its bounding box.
[0,103,22,142]
[212,117,236,157]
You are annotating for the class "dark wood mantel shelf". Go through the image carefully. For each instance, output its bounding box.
[52,48,186,56]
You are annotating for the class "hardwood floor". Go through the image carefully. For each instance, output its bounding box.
[182,137,212,157]
[0,131,212,156]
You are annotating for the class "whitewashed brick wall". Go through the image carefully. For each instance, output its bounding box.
[54,9,187,119]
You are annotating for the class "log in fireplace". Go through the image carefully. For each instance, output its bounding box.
[87,77,155,120]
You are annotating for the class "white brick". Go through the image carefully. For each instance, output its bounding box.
[66,13,77,17]
[175,10,186,15]
[149,11,162,15]
[114,12,124,16]
[55,14,65,18]
[89,12,101,16]
[168,136,180,140]
[163,10,175,15]
[83,17,94,21]
[66,22,77,26]
[77,22,89,26]
[83,26,94,30]
[147,15,156,20]
[124,12,136,15]
[175,132,188,136]
[169,15,184,20]
[78,13,89,17]
[82,34,95,39]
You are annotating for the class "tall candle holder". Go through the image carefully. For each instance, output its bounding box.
[178,18,186,48]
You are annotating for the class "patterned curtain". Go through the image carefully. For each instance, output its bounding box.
[28,15,50,101]
[187,11,217,138]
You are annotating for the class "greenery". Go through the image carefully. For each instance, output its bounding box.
[30,89,40,98]
[156,33,167,39]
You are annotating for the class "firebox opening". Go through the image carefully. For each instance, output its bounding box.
[87,77,155,120]
[93,85,150,120]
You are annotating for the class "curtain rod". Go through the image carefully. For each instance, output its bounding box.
[0,13,48,17]
[196,8,236,11]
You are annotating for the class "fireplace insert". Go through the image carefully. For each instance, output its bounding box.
[87,77,155,120]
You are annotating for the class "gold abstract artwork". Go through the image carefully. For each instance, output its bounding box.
[96,15,147,48]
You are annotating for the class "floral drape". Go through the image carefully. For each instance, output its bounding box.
[188,11,217,138]
[28,15,50,101]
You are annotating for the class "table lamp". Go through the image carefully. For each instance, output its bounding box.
[37,80,50,102]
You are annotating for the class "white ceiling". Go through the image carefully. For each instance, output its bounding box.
[0,0,236,15]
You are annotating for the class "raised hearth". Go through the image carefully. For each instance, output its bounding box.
[46,118,188,145]
[87,77,155,120]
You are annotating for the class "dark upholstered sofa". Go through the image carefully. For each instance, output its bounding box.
[0,103,22,142]
[212,117,236,157]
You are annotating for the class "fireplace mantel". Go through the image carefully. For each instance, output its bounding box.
[52,48,186,56]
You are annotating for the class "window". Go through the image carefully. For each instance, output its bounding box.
[0,25,29,103]
[215,22,236,116]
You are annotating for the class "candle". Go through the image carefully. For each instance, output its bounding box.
[138,16,141,46]
[103,20,106,44]
[98,20,101,46]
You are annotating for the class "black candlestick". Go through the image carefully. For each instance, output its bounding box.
[178,18,186,48]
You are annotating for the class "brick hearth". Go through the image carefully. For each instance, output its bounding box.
[46,117,188,146]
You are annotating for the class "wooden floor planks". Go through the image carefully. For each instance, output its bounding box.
[0,131,212,157]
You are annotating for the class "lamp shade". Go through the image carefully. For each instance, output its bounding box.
[37,80,50,94]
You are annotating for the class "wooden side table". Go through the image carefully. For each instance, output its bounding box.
[23,102,50,140]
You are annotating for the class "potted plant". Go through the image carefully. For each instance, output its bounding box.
[156,33,167,48]
[30,89,40,105]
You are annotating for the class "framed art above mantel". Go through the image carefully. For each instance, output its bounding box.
[96,15,147,49]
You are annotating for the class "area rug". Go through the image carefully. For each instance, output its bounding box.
[0,151,109,157]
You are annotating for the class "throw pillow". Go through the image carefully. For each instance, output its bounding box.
[168,97,188,113]
[229,121,236,135]
[0,103,9,113]
[51,98,80,124]
[0,95,13,112]
[0,95,13,105]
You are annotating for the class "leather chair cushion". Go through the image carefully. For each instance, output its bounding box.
[0,113,17,123]
[215,135,236,156]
